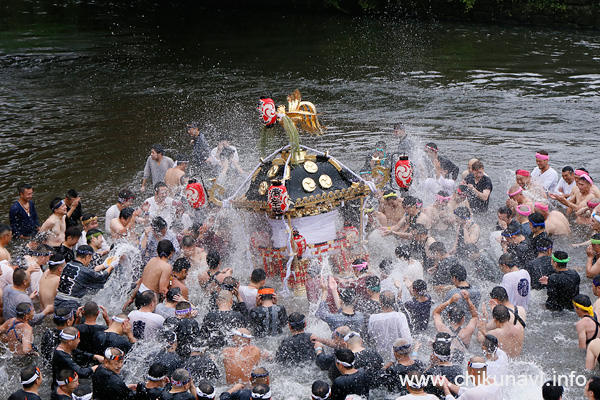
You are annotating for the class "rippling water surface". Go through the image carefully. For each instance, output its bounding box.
[1,2,600,398]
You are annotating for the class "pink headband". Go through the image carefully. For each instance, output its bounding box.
[507,187,523,197]
[517,205,532,216]
[516,169,530,177]
[535,153,549,161]
[575,169,586,176]
[588,201,600,209]
[352,262,368,271]
[580,174,594,185]
[534,202,549,212]
[436,194,452,202]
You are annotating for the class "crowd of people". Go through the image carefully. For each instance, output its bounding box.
[2,122,600,400]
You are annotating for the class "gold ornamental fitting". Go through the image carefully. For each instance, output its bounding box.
[267,165,280,178]
[258,181,269,196]
[319,174,332,189]
[304,161,318,173]
[302,177,316,192]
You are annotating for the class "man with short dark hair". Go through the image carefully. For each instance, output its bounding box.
[105,188,135,232]
[424,142,459,180]
[141,144,174,193]
[556,166,576,196]
[140,217,180,264]
[128,291,164,340]
[275,312,316,364]
[499,253,531,310]
[463,160,493,213]
[64,189,83,229]
[9,183,40,240]
[74,301,110,354]
[144,182,176,227]
[54,368,79,400]
[541,380,563,400]
[368,291,411,362]
[239,268,266,309]
[330,348,370,400]
[92,347,135,400]
[585,376,600,400]
[541,251,580,312]
[8,365,43,400]
[526,237,553,290]
[477,304,524,358]
[57,226,81,263]
[3,268,53,324]
[0,224,13,262]
[40,197,68,248]
[52,326,102,390]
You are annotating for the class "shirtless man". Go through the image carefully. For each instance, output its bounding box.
[40,198,68,248]
[477,304,524,358]
[375,190,404,228]
[383,196,431,239]
[110,207,142,241]
[550,173,596,216]
[532,202,570,236]
[39,254,66,309]
[487,286,526,330]
[181,235,207,269]
[424,191,454,233]
[506,183,535,215]
[140,240,175,297]
[198,251,232,292]
[451,207,479,255]
[165,155,189,195]
[574,294,600,349]
[587,234,600,278]
[0,302,36,355]
[515,169,546,199]
[433,291,478,356]
[170,258,190,300]
[448,185,471,213]
[0,225,12,262]
[24,244,54,294]
[222,328,266,385]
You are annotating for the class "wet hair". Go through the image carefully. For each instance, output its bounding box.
[499,253,516,267]
[537,238,553,253]
[13,269,28,286]
[117,188,134,202]
[425,142,438,151]
[429,241,446,255]
[483,334,498,354]
[251,268,267,284]
[593,233,600,243]
[148,362,168,381]
[16,302,32,318]
[365,276,380,292]
[380,291,395,308]
[65,226,82,241]
[402,196,417,208]
[395,245,411,260]
[450,264,467,282]
[60,327,79,343]
[20,365,39,388]
[462,243,479,256]
[85,228,103,244]
[562,166,574,173]
[594,275,600,288]
[119,207,135,220]
[437,190,450,198]
[167,287,182,302]
[53,307,73,326]
[176,301,192,311]
[157,240,175,258]
[81,213,96,224]
[573,294,592,308]
[252,384,271,400]
[76,245,94,257]
[412,279,427,295]
[258,286,274,300]
[173,258,191,273]
[335,348,355,366]
[151,144,164,154]
[221,276,238,292]
[541,379,563,400]
[492,304,510,323]
[490,286,509,302]
[379,259,394,274]
[339,288,356,306]
[454,206,471,220]
[83,301,99,317]
[0,224,12,236]
[17,183,33,194]
[50,197,64,211]
[207,251,221,270]
[587,377,600,399]
[73,385,92,398]
[138,291,157,307]
[66,189,78,199]
[250,367,270,384]
[288,312,306,331]
[352,258,368,271]
[197,381,215,400]
[497,206,513,217]
[471,161,484,170]
[312,381,330,399]
[48,253,65,271]
[529,212,545,225]
[432,332,452,357]
[57,369,77,386]
[171,368,191,385]
[447,304,465,324]
[412,223,429,235]
[151,216,168,231]
[181,235,196,248]
[553,251,569,266]
[154,182,167,193]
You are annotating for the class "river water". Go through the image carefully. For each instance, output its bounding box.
[1,1,600,399]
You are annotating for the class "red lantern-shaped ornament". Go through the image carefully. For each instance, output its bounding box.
[185,182,206,209]
[394,156,413,189]
[258,97,277,127]
[267,182,289,214]
[292,230,307,259]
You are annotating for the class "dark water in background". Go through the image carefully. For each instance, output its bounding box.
[1,1,600,398]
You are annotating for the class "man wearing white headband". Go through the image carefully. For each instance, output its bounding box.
[55,368,79,400]
[330,348,370,400]
[8,365,43,400]
[135,362,169,400]
[397,370,437,399]
[52,327,103,390]
[442,356,502,399]
[39,253,66,310]
[93,313,137,355]
[40,197,68,248]
[222,328,263,385]
[92,347,135,400]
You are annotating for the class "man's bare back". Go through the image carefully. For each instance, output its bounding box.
[546,211,571,235]
[222,345,262,385]
[165,168,186,191]
[488,324,524,358]
[40,214,66,247]
[39,270,60,309]
[141,257,172,295]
